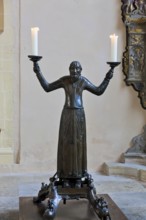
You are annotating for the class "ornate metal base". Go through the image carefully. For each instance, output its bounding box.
[33,173,111,220]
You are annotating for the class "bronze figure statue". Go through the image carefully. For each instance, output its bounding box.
[28,56,119,220]
[33,61,113,181]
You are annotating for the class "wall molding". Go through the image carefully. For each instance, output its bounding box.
[0,0,4,32]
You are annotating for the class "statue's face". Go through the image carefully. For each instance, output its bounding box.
[69,61,82,82]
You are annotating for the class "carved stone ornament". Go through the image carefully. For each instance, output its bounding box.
[121,0,146,109]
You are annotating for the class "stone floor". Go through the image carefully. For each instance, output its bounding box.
[0,172,146,220]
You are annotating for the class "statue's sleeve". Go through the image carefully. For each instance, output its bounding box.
[84,76,110,95]
[35,69,63,92]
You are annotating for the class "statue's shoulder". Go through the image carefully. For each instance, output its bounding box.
[81,76,89,83]
[59,75,70,85]
[60,75,70,81]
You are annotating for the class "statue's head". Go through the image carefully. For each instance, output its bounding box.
[69,61,82,81]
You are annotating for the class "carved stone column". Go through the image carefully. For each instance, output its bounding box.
[122,0,146,108]
[121,0,146,162]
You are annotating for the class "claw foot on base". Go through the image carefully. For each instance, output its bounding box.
[43,206,56,219]
[95,197,110,218]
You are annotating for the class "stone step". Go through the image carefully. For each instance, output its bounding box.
[103,162,146,182]
[122,152,146,166]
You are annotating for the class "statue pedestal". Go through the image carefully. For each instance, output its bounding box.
[19,196,128,220]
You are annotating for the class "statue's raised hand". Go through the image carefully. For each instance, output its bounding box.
[106,68,113,80]
[33,62,40,74]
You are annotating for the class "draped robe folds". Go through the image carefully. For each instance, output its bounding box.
[56,75,110,179]
[57,107,87,179]
[56,76,88,178]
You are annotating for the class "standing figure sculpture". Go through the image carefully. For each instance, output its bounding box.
[30,59,115,220]
[33,61,113,179]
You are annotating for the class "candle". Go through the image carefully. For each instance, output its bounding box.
[31,27,39,55]
[110,33,118,62]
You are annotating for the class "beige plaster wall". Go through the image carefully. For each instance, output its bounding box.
[0,0,19,164]
[1,0,146,172]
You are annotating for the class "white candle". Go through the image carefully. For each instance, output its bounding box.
[110,33,118,62]
[31,27,39,55]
